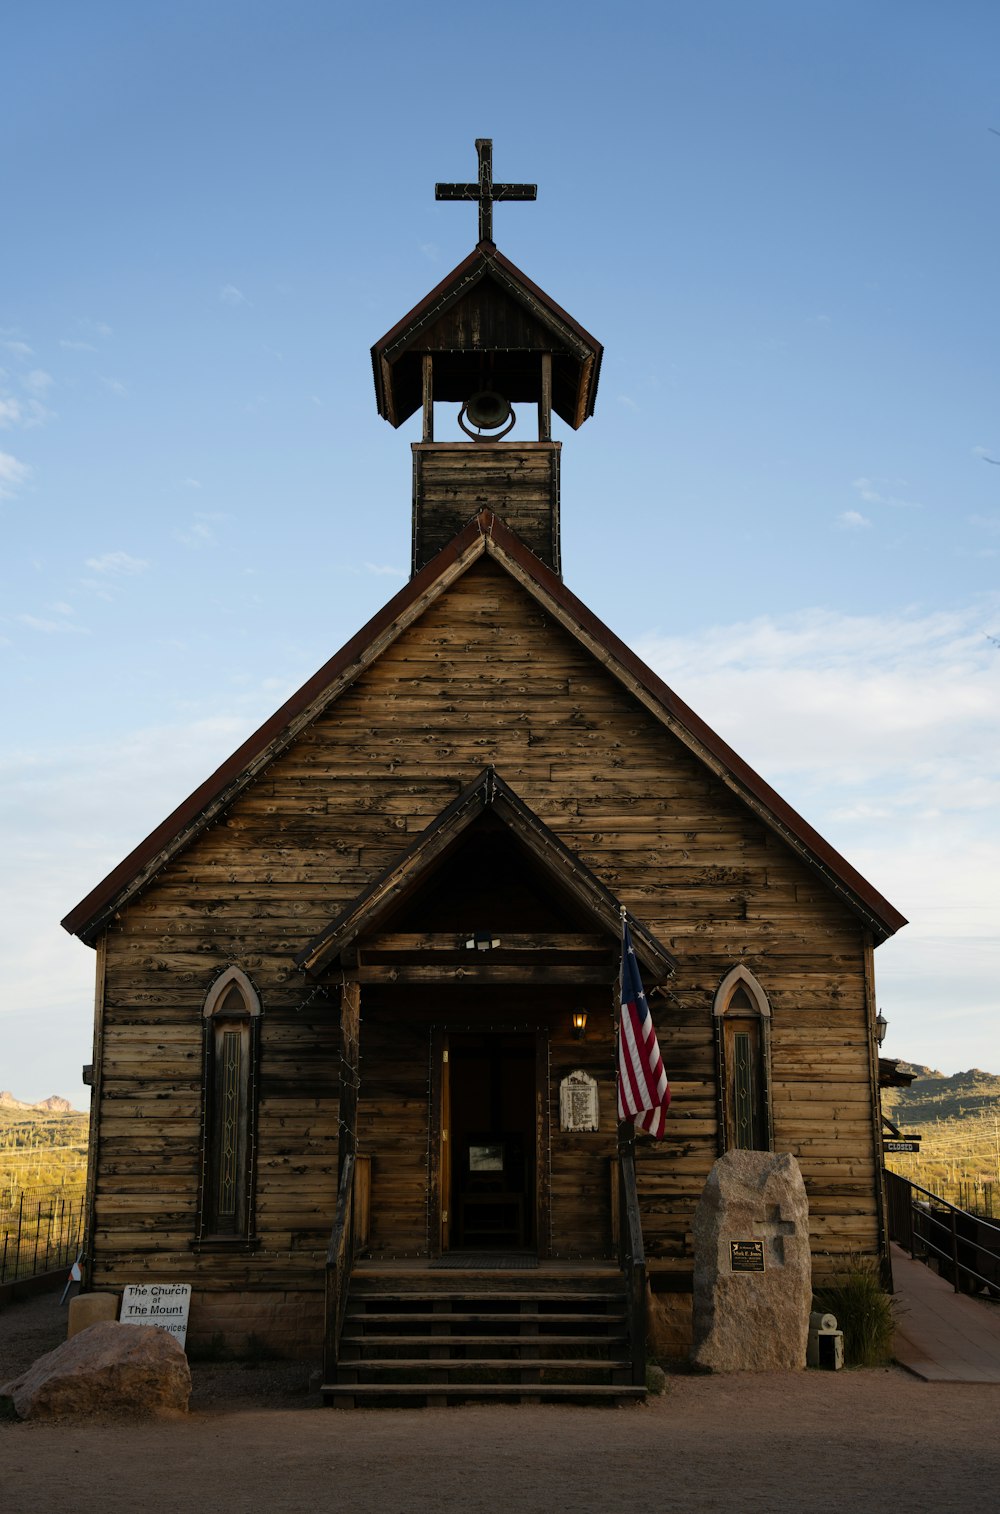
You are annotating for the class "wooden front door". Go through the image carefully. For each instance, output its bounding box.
[431,1027,549,1257]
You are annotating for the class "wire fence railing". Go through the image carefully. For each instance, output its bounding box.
[885,1167,1000,1297]
[0,1185,85,1287]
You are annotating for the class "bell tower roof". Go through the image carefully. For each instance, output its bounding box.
[371,241,603,431]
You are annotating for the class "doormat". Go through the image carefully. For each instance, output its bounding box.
[431,1253,539,1270]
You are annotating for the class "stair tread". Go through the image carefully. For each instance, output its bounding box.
[348,1292,625,1305]
[322,1383,646,1399]
[344,1308,623,1320]
[342,1333,627,1346]
[339,1357,632,1371]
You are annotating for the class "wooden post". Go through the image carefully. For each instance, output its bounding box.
[422,354,434,442]
[539,352,552,441]
[338,980,361,1180]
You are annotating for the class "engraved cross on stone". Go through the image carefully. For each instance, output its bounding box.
[435,138,537,246]
[752,1204,796,1265]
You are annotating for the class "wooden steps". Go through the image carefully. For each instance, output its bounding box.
[322,1270,645,1407]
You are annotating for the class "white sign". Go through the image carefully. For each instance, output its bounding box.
[119,1283,192,1348]
[559,1069,600,1132]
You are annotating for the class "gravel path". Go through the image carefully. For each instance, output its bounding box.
[3,1290,999,1514]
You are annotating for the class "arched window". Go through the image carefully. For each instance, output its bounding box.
[197,967,261,1242]
[713,965,772,1154]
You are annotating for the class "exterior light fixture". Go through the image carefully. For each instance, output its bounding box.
[572,1010,588,1040]
[875,1010,888,1047]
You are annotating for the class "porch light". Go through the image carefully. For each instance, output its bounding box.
[572,1009,588,1039]
[875,1010,888,1047]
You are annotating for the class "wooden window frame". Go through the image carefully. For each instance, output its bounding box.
[713,964,773,1156]
[194,966,261,1249]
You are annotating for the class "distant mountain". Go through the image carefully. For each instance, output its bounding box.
[883,1067,1000,1126]
[0,1091,76,1114]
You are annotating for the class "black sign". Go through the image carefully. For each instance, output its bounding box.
[730,1240,765,1273]
[884,1139,921,1153]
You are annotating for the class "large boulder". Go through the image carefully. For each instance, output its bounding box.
[0,1320,191,1420]
[691,1149,811,1372]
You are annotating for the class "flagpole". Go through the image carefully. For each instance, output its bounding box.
[617,904,636,1159]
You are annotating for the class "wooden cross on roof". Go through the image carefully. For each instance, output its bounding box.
[435,138,537,246]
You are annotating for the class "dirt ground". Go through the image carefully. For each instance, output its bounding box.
[2,1290,999,1514]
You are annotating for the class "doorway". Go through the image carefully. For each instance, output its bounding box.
[434,1030,543,1254]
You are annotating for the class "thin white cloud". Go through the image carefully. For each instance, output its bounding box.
[84,551,149,576]
[176,510,231,548]
[59,339,98,352]
[220,284,247,306]
[852,476,922,510]
[838,509,871,529]
[2,340,33,359]
[1,388,53,429]
[364,562,407,578]
[636,598,1000,1070]
[23,369,53,394]
[181,477,203,489]
[16,614,89,635]
[0,449,32,498]
[98,375,127,396]
[78,319,112,340]
[175,521,213,547]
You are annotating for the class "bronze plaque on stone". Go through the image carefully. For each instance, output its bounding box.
[730,1240,765,1273]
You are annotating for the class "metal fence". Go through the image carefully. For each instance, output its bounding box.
[885,1167,1000,1296]
[0,1186,85,1286]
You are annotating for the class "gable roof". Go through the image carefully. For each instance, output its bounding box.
[62,509,907,945]
[296,766,676,980]
[371,243,602,430]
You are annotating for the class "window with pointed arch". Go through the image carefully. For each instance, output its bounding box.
[197,967,261,1242]
[713,965,773,1153]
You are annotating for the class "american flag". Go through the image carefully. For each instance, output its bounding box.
[617,915,670,1138]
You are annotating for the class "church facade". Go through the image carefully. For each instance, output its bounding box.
[65,143,905,1398]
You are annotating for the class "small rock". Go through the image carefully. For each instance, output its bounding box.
[1,1320,191,1420]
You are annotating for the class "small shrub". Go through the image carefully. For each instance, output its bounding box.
[814,1254,895,1368]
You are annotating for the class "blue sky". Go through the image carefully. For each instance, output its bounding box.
[2,1,998,1102]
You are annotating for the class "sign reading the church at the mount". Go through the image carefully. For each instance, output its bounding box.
[119,1283,191,1347]
[730,1240,766,1273]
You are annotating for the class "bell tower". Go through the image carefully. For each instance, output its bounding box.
[371,140,603,578]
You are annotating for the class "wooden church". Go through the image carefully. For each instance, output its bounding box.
[64,142,906,1401]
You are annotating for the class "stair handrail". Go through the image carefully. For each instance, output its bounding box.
[324,1152,356,1381]
[884,1166,1000,1295]
[618,1133,647,1387]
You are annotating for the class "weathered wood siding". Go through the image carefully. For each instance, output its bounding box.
[91,554,881,1309]
[412,444,559,572]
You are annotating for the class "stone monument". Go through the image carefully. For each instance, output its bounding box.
[691,1149,811,1372]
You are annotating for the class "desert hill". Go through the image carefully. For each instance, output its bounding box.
[882,1066,1000,1126]
[0,1092,75,1114]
